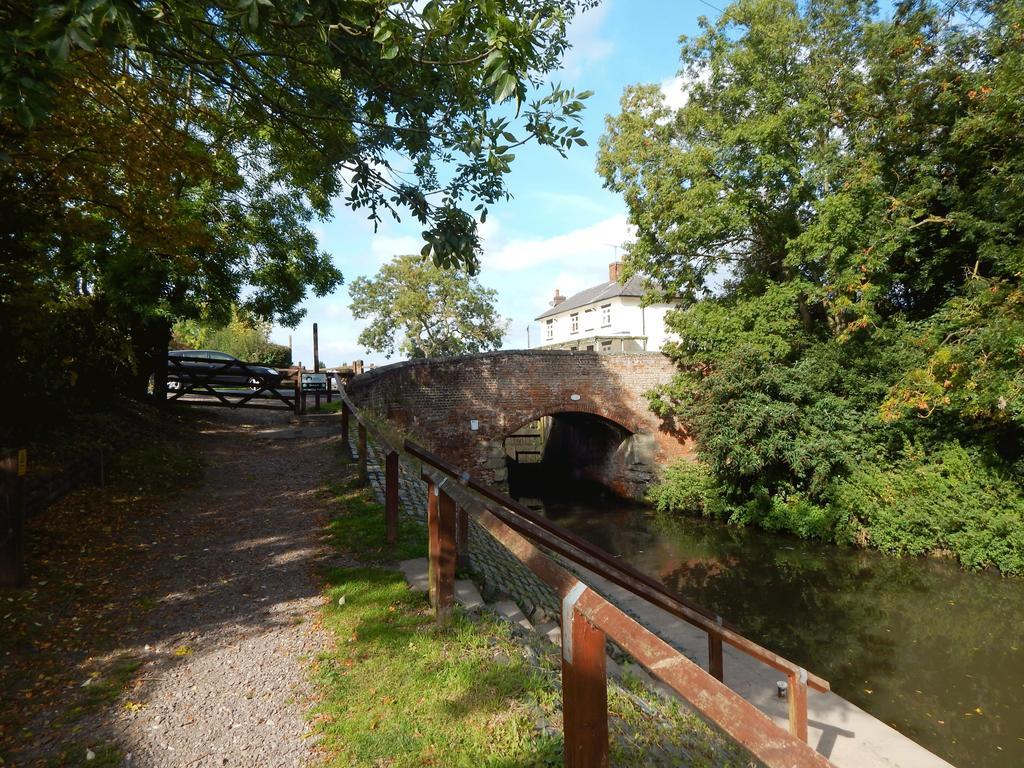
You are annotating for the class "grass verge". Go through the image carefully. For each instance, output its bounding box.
[315,476,561,766]
[0,433,204,764]
[314,469,756,767]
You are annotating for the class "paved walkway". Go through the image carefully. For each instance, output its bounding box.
[353,430,954,768]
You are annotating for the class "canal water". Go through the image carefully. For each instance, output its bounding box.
[511,477,1024,768]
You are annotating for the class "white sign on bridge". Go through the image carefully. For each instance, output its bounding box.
[301,373,328,391]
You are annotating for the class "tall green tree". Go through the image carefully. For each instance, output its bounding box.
[0,0,595,435]
[349,254,508,358]
[599,0,1024,572]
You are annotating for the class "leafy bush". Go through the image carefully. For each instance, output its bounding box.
[171,309,291,367]
[648,461,724,518]
[833,443,1024,574]
[655,346,870,506]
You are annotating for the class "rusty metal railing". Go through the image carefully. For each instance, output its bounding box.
[333,381,831,767]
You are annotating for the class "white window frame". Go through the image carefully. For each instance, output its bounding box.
[583,308,595,332]
[570,312,579,334]
[601,303,611,327]
[545,319,553,340]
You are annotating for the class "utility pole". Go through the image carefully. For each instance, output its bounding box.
[526,325,531,349]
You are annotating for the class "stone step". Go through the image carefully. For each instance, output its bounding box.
[533,621,562,646]
[396,557,485,610]
[492,599,534,632]
[398,557,429,592]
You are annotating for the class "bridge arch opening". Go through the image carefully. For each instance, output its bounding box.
[503,411,639,500]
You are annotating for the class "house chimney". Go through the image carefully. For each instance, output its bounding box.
[608,261,623,283]
[551,289,566,307]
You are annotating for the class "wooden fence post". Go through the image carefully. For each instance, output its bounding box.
[340,402,350,457]
[561,584,609,768]
[456,505,470,571]
[313,323,321,412]
[708,615,724,681]
[299,363,307,415]
[788,668,809,742]
[427,482,457,622]
[95,448,105,487]
[385,451,399,545]
[357,424,368,486]
[1,450,27,587]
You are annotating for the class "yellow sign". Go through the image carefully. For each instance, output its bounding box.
[17,449,27,477]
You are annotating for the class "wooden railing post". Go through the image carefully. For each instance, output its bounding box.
[313,323,321,412]
[708,634,724,681]
[426,482,456,621]
[340,402,350,456]
[385,450,399,545]
[708,614,724,681]
[561,584,609,768]
[300,362,307,415]
[357,423,368,486]
[1,450,27,587]
[456,505,470,571]
[788,668,809,742]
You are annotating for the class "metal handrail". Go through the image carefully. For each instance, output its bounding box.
[402,438,829,694]
[333,384,832,762]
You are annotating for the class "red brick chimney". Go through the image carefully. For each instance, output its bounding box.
[608,261,623,283]
[551,289,566,307]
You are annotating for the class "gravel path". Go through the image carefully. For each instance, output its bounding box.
[109,408,346,768]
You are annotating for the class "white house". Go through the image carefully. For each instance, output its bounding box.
[534,262,675,353]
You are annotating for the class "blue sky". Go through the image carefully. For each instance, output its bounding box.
[274,1,713,368]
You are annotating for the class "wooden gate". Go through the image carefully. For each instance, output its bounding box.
[165,355,298,412]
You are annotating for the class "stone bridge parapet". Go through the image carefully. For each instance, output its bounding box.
[347,350,692,498]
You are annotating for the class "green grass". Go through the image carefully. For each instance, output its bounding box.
[46,742,122,768]
[110,442,204,496]
[326,478,427,563]
[312,567,563,767]
[83,654,143,709]
[315,458,755,768]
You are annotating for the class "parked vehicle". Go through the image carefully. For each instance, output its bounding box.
[167,350,283,391]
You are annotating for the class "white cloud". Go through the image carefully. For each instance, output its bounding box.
[481,214,634,273]
[530,270,593,314]
[369,234,423,262]
[659,67,711,112]
[660,75,690,111]
[560,3,614,80]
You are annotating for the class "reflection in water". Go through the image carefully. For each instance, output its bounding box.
[513,475,1024,768]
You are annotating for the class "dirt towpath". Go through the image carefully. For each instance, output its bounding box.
[108,409,345,767]
[5,407,347,768]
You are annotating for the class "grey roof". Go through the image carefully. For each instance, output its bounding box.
[535,273,649,320]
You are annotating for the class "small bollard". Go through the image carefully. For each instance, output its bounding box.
[777,680,789,699]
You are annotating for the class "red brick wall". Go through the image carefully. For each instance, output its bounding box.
[348,350,693,489]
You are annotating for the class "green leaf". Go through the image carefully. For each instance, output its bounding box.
[67,25,95,53]
[494,72,517,103]
[48,35,70,63]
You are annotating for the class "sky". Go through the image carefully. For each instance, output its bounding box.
[273,1,715,368]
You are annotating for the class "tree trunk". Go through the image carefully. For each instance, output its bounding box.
[127,317,172,402]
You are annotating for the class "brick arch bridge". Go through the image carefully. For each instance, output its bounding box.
[346,350,693,498]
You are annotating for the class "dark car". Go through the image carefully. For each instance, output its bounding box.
[167,350,284,391]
